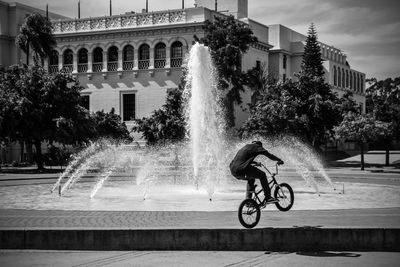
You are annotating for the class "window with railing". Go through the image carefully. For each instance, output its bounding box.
[93,47,103,72]
[170,41,183,68]
[333,66,337,86]
[63,49,73,73]
[350,71,353,89]
[78,48,88,73]
[48,50,59,73]
[154,42,166,69]
[138,44,150,69]
[108,46,118,71]
[342,69,345,88]
[123,45,134,70]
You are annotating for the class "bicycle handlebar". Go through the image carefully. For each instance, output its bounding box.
[253,162,279,176]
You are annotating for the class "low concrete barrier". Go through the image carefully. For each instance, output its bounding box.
[1,228,399,251]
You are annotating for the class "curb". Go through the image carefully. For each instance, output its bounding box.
[1,228,399,251]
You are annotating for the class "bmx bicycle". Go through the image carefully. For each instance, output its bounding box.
[238,162,294,228]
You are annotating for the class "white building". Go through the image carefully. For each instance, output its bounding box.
[268,24,366,112]
[0,0,366,163]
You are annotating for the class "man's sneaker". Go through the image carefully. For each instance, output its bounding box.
[265,197,278,203]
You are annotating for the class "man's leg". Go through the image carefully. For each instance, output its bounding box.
[245,166,271,199]
[246,179,255,199]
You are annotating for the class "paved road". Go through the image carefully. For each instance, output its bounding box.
[0,250,399,267]
[1,208,399,229]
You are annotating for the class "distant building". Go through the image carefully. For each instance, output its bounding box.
[0,0,366,163]
[268,24,366,112]
[0,0,67,68]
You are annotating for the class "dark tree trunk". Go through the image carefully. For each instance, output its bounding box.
[26,141,33,164]
[385,139,390,167]
[34,140,44,170]
[26,45,29,65]
[19,140,24,162]
[360,142,365,171]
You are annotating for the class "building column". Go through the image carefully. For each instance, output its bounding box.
[87,52,93,72]
[102,50,108,71]
[149,47,154,69]
[165,46,171,68]
[58,53,63,70]
[72,51,78,73]
[117,48,123,71]
[133,48,139,70]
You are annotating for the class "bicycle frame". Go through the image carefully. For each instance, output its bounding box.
[249,163,280,205]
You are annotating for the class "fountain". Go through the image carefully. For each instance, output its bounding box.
[40,42,364,210]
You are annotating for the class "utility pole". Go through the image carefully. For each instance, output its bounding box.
[182,0,184,9]
[215,0,217,11]
[109,0,112,16]
[46,4,48,19]
[78,0,81,19]
[146,0,148,12]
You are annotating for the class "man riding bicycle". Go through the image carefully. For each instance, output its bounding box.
[230,141,284,204]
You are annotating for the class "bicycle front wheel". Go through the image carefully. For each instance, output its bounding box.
[274,183,294,211]
[238,198,260,228]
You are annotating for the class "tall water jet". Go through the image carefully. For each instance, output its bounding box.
[184,43,225,196]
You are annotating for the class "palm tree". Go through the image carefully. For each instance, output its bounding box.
[15,13,56,65]
[15,13,56,164]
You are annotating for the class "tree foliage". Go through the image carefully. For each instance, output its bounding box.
[334,112,392,169]
[201,15,258,127]
[300,23,324,78]
[366,77,400,139]
[240,24,342,150]
[15,13,56,65]
[132,87,186,145]
[0,65,131,168]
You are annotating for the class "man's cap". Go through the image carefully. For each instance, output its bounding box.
[252,141,262,146]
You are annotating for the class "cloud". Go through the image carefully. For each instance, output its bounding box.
[4,0,399,79]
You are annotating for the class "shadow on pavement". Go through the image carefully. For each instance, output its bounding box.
[296,251,361,257]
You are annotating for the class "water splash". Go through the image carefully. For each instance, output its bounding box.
[184,43,226,197]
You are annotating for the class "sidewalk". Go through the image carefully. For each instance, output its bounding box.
[1,208,399,229]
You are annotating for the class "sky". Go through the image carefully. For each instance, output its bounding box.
[4,0,400,80]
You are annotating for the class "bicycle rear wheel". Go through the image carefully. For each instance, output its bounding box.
[274,183,294,211]
[238,198,260,228]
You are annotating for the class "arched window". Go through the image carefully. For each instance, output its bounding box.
[48,50,59,73]
[360,76,364,93]
[350,71,353,89]
[107,46,118,71]
[171,41,183,68]
[138,44,150,69]
[78,48,88,73]
[338,67,341,87]
[154,42,166,69]
[342,68,345,88]
[333,66,337,86]
[123,45,134,70]
[63,49,73,73]
[92,47,103,72]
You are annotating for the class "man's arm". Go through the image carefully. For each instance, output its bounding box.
[257,147,283,162]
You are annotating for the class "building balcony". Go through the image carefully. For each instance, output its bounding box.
[92,62,102,72]
[154,59,166,69]
[107,62,118,71]
[171,58,183,68]
[48,65,59,74]
[138,60,149,70]
[78,63,88,73]
[52,9,187,34]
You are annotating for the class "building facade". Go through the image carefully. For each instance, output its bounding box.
[268,24,366,112]
[1,0,366,162]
